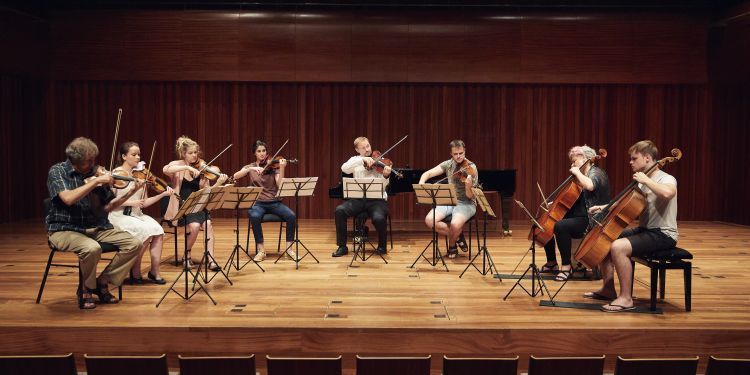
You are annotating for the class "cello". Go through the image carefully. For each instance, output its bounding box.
[528,149,607,247]
[574,148,682,268]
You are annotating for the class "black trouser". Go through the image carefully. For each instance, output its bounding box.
[543,216,588,266]
[335,199,389,248]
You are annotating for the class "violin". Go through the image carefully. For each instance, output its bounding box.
[451,159,477,183]
[574,148,682,268]
[528,148,607,247]
[366,150,404,179]
[132,167,170,194]
[259,156,298,173]
[190,159,223,181]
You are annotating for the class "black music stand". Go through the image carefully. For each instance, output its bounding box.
[156,190,217,307]
[342,177,389,266]
[409,183,457,272]
[460,188,499,278]
[272,177,320,269]
[503,200,552,300]
[221,186,264,276]
[193,186,234,287]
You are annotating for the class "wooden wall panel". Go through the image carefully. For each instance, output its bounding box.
[350,12,410,82]
[12,81,722,223]
[520,13,633,83]
[47,9,708,84]
[238,11,297,81]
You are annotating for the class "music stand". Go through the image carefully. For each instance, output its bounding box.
[503,200,552,300]
[341,177,389,265]
[272,177,320,269]
[460,189,499,278]
[192,186,234,287]
[219,186,264,276]
[156,190,217,307]
[409,184,457,272]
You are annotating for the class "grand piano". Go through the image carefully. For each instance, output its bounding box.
[329,168,516,232]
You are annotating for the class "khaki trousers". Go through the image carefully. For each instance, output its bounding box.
[48,228,141,290]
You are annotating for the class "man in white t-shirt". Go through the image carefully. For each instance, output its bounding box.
[586,140,678,313]
[332,136,392,257]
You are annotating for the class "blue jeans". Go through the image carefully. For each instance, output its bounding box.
[249,200,296,244]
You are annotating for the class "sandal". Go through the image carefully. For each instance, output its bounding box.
[208,262,221,272]
[540,262,559,273]
[447,246,459,259]
[554,271,571,281]
[93,282,119,304]
[77,288,96,310]
[456,233,469,252]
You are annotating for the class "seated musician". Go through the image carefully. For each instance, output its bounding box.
[109,142,175,284]
[232,140,298,262]
[418,139,479,259]
[541,145,610,281]
[46,137,141,309]
[586,140,678,312]
[163,136,229,271]
[332,136,391,257]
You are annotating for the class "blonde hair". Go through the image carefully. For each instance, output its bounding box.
[629,140,659,160]
[175,135,200,159]
[568,145,596,160]
[353,137,369,148]
[65,137,99,164]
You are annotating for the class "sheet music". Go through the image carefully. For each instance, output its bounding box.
[276,177,318,198]
[343,177,386,200]
[472,188,496,218]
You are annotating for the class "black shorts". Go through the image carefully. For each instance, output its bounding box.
[619,227,676,257]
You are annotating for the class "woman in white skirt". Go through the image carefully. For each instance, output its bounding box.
[109,142,175,284]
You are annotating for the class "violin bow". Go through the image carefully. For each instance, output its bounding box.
[373,134,408,162]
[260,139,289,173]
[108,108,123,173]
[198,143,233,173]
[140,141,157,200]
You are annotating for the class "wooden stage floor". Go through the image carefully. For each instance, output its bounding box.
[0,219,749,372]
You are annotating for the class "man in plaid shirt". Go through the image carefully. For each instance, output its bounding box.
[46,137,141,309]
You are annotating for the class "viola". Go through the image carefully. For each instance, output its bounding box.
[528,148,607,247]
[451,159,477,183]
[574,148,682,268]
[84,165,137,189]
[366,150,404,179]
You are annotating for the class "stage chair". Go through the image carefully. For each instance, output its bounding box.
[84,354,169,375]
[0,353,77,375]
[159,196,179,266]
[246,213,285,254]
[178,354,255,375]
[352,212,394,251]
[631,247,693,311]
[614,356,698,375]
[266,355,342,375]
[443,355,518,375]
[528,355,605,375]
[355,355,431,375]
[705,355,750,375]
[37,199,122,304]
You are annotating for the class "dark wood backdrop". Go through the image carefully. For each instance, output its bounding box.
[2,6,749,224]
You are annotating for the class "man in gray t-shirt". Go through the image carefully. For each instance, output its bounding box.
[418,140,479,259]
[586,140,678,313]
